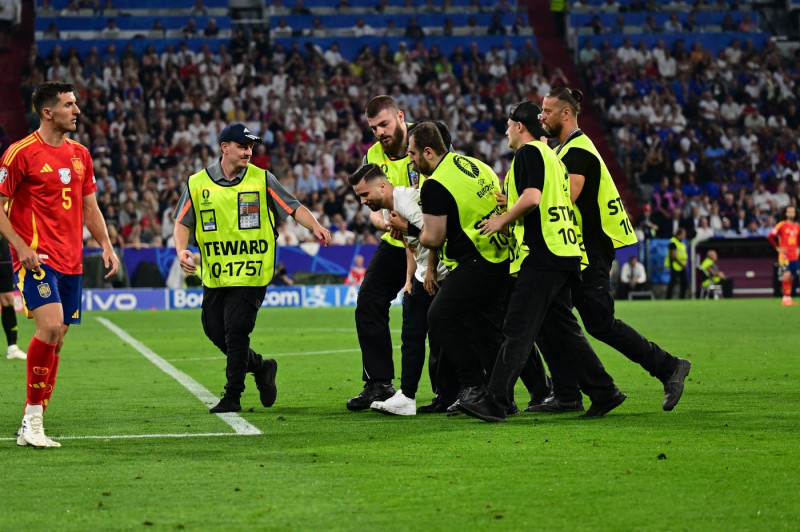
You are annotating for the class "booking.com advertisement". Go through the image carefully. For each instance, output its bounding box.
[80,285,401,312]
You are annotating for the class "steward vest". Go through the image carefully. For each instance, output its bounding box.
[366,138,418,248]
[507,141,584,274]
[700,257,719,286]
[665,237,687,272]
[427,153,508,270]
[558,134,638,250]
[188,164,277,288]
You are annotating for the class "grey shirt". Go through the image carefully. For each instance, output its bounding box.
[174,158,301,230]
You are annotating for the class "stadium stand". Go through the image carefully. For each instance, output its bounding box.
[0,0,796,291]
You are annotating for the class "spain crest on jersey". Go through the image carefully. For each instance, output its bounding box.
[71,157,84,176]
[58,168,71,185]
[37,282,52,298]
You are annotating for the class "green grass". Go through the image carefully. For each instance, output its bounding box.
[1,299,799,530]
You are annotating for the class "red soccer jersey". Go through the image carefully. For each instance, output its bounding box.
[0,131,97,274]
[769,221,800,262]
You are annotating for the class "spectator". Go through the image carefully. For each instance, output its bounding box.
[619,256,648,300]
[344,255,366,286]
[203,18,219,38]
[101,18,121,38]
[190,0,208,16]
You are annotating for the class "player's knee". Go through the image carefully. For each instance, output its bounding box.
[36,323,62,344]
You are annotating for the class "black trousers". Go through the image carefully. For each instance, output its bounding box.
[400,277,457,400]
[355,241,407,383]
[427,259,506,390]
[504,276,553,402]
[489,258,618,410]
[666,267,687,299]
[573,257,677,380]
[201,285,267,396]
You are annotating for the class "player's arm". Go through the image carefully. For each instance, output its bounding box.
[83,193,120,279]
[424,251,440,295]
[369,209,389,232]
[403,247,415,296]
[480,187,541,235]
[569,173,585,203]
[292,205,331,247]
[266,171,331,246]
[172,186,199,275]
[0,195,40,271]
[419,214,446,249]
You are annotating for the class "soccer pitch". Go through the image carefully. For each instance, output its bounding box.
[1,299,798,530]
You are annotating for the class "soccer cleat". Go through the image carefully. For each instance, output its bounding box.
[581,390,627,418]
[253,359,278,407]
[346,382,395,411]
[17,428,61,448]
[209,395,242,413]
[782,296,797,306]
[662,359,692,411]
[6,344,26,360]
[20,410,48,448]
[370,390,416,416]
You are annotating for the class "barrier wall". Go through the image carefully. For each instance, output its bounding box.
[81,284,401,312]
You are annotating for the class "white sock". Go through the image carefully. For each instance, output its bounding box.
[24,404,43,416]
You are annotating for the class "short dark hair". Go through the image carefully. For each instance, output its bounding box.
[348,163,387,186]
[365,95,399,119]
[408,122,447,156]
[408,120,452,151]
[32,81,76,117]
[545,87,583,116]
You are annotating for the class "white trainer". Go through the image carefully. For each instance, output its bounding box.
[370,390,416,416]
[7,344,26,360]
[20,406,48,448]
[17,428,61,448]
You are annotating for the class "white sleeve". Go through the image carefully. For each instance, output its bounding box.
[393,187,423,232]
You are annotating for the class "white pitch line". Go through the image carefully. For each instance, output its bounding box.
[0,432,255,442]
[97,317,261,436]
[171,345,401,362]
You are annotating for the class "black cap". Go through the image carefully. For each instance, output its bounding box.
[509,101,551,139]
[219,123,261,145]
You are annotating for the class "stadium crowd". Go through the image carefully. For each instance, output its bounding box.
[8,0,800,256]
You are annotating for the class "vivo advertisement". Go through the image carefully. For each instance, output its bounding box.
[79,285,394,312]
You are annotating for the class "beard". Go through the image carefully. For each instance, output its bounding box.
[544,120,562,139]
[381,125,406,157]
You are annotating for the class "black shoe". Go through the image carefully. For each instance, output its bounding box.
[525,395,584,413]
[458,396,507,423]
[507,400,520,417]
[346,382,395,411]
[209,395,241,414]
[446,386,485,417]
[582,390,627,418]
[662,359,691,411]
[254,359,278,408]
[417,397,448,414]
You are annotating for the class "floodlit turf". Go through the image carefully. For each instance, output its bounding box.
[1,298,799,530]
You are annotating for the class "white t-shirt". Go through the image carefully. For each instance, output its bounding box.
[392,186,448,283]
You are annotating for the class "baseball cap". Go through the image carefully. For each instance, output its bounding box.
[509,101,551,140]
[219,123,261,145]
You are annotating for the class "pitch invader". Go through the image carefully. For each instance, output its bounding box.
[0,81,119,448]
[768,206,800,306]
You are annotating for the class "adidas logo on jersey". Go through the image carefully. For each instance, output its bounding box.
[72,309,80,319]
[40,163,53,173]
